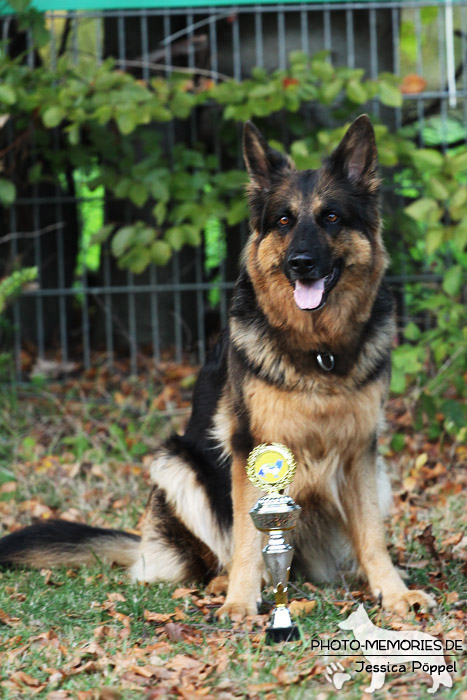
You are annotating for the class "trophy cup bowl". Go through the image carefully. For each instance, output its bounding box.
[246,444,302,643]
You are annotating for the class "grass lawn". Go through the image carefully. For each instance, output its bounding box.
[0,366,465,699]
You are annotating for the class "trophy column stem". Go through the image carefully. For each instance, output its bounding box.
[246,444,302,644]
[262,528,299,642]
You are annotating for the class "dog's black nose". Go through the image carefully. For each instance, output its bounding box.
[288,254,315,276]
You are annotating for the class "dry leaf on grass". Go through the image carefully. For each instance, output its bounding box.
[289,599,316,616]
[172,587,198,599]
[10,671,41,687]
[144,610,175,623]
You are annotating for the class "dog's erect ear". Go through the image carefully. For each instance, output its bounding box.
[243,121,294,190]
[328,115,379,188]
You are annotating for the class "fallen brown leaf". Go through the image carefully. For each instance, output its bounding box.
[97,690,123,700]
[417,524,441,561]
[129,664,157,678]
[247,683,278,692]
[165,654,205,671]
[172,587,197,599]
[289,599,316,616]
[174,607,187,621]
[144,610,174,623]
[0,609,20,626]
[10,671,41,687]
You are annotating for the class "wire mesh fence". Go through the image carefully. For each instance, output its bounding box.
[1,1,465,380]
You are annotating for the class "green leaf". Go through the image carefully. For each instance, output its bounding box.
[129,183,148,208]
[404,197,441,224]
[94,105,112,124]
[425,227,444,255]
[441,399,466,429]
[390,433,406,452]
[249,84,275,99]
[404,322,421,341]
[119,246,151,274]
[0,85,16,105]
[290,140,309,158]
[184,225,202,247]
[149,178,169,202]
[390,367,406,394]
[449,186,467,221]
[294,153,322,170]
[392,345,423,373]
[377,145,398,168]
[442,265,463,296]
[378,81,402,108]
[170,92,195,119]
[319,78,343,105]
[400,30,417,62]
[28,163,42,184]
[42,106,65,128]
[151,240,172,265]
[227,198,248,226]
[30,14,50,48]
[111,225,137,257]
[298,83,318,101]
[284,91,300,112]
[450,186,467,209]
[153,201,166,226]
[447,150,467,175]
[114,178,132,199]
[135,226,155,247]
[67,124,79,146]
[90,224,114,246]
[217,171,248,190]
[152,105,172,122]
[290,51,308,68]
[251,67,268,80]
[453,222,467,251]
[427,176,449,201]
[164,226,185,251]
[0,179,16,206]
[311,59,334,81]
[115,110,137,135]
[411,149,444,172]
[345,79,367,104]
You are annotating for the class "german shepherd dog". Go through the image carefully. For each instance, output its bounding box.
[0,116,435,618]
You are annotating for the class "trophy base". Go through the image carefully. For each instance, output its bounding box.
[266,625,300,644]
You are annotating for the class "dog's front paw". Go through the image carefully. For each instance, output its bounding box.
[382,589,436,615]
[215,600,258,620]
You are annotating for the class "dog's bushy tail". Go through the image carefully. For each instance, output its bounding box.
[0,520,140,569]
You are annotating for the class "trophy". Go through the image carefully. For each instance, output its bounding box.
[246,443,301,643]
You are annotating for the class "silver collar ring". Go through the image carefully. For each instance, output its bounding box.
[316,352,335,372]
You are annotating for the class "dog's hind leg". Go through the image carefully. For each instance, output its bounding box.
[130,484,221,583]
[131,447,233,584]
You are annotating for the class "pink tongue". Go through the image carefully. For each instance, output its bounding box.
[294,278,325,310]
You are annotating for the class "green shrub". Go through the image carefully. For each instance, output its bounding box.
[1,0,465,435]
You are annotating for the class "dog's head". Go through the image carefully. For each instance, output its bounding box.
[243,116,388,336]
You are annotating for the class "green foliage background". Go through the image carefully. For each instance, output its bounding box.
[0,0,465,438]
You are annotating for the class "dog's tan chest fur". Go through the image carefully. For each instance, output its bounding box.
[244,376,383,456]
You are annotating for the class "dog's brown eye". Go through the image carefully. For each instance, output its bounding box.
[279,216,289,226]
[326,213,339,224]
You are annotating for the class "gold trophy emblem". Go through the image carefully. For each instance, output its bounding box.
[247,443,301,643]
